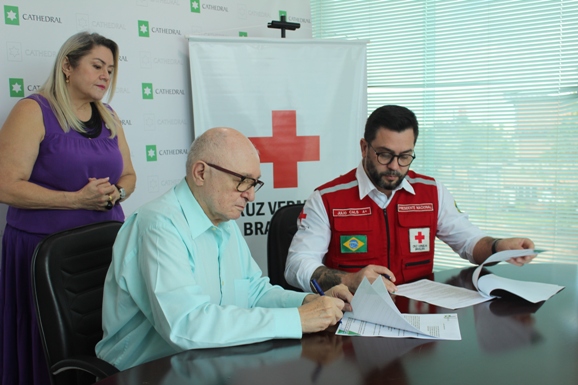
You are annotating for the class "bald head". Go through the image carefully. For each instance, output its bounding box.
[186,127,262,225]
[186,127,259,177]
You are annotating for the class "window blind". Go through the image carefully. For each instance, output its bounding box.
[311,0,578,270]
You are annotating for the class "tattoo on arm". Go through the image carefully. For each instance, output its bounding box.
[311,266,346,291]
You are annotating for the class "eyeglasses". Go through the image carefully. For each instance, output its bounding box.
[368,144,416,167]
[204,162,264,192]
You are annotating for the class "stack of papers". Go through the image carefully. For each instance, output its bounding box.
[394,280,492,309]
[335,249,565,339]
[336,278,461,340]
[395,249,564,309]
[472,249,563,302]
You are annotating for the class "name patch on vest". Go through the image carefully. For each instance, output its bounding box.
[340,235,367,253]
[398,203,434,213]
[333,207,371,217]
[409,228,430,253]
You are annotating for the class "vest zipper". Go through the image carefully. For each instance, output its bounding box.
[383,209,390,268]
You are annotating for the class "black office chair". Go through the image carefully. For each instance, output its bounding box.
[267,203,304,291]
[31,221,122,385]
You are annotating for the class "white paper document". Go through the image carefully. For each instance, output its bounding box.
[395,279,493,309]
[394,249,564,308]
[472,249,564,303]
[336,278,461,340]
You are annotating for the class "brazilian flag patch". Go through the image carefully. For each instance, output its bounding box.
[340,235,367,253]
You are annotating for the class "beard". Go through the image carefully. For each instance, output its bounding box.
[364,156,407,191]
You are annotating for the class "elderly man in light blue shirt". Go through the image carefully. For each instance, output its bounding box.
[96,127,352,370]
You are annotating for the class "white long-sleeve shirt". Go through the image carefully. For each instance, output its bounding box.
[285,162,485,292]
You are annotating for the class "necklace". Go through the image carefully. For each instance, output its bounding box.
[79,103,103,139]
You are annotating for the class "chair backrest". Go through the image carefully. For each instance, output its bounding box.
[267,203,304,291]
[31,221,122,383]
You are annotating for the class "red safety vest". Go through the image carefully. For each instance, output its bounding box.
[317,169,439,284]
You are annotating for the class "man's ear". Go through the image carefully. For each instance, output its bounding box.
[360,138,369,158]
[190,161,207,186]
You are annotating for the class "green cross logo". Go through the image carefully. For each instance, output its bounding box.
[239,31,248,37]
[146,145,157,162]
[190,1,201,13]
[142,83,153,99]
[4,5,19,25]
[138,20,150,37]
[9,78,24,97]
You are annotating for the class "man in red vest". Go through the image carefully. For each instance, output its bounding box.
[285,105,535,293]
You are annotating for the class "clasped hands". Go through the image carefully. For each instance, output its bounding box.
[78,177,120,211]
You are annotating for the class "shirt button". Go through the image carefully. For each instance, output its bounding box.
[221,280,224,286]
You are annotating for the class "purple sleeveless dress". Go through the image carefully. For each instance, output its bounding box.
[0,94,125,385]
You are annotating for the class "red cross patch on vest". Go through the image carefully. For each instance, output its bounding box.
[409,228,430,252]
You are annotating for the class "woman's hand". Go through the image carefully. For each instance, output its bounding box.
[76,177,118,211]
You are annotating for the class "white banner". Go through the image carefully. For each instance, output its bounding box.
[188,36,367,273]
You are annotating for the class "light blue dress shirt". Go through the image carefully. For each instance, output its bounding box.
[96,178,308,370]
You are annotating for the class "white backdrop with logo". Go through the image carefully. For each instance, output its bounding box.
[188,36,367,272]
[0,0,313,256]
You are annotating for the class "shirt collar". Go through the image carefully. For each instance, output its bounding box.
[174,178,231,239]
[355,161,415,202]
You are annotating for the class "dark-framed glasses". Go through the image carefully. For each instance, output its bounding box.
[204,162,264,192]
[369,144,416,167]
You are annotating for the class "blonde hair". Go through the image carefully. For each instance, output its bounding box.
[39,31,120,137]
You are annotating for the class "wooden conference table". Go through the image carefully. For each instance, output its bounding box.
[95,263,578,385]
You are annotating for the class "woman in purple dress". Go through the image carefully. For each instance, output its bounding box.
[0,32,136,385]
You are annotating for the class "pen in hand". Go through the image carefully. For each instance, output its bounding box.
[310,279,325,296]
[381,274,397,293]
[311,279,346,324]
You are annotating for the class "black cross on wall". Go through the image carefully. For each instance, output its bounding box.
[268,15,301,38]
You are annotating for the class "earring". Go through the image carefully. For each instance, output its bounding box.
[65,75,70,83]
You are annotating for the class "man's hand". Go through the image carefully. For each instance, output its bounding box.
[298,295,345,334]
[341,265,397,293]
[325,284,353,312]
[474,236,537,266]
[497,237,536,266]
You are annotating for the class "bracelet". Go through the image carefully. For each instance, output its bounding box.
[491,238,502,254]
[115,184,126,201]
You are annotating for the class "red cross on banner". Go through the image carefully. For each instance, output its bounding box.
[249,110,320,188]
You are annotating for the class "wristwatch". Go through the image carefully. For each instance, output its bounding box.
[115,185,126,201]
